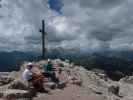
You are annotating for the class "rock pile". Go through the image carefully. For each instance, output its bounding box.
[0,59,133,100]
[8,80,29,90]
[0,89,33,100]
[0,75,14,86]
[120,76,133,84]
[108,84,120,96]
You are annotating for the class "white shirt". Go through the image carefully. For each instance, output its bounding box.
[22,69,33,81]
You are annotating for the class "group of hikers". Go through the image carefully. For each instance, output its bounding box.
[22,59,81,92]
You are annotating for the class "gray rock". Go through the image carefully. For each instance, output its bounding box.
[120,76,133,84]
[72,80,82,86]
[57,81,66,89]
[8,80,29,90]
[119,82,133,98]
[1,89,34,99]
[0,72,10,76]
[0,92,3,98]
[44,82,56,89]
[88,84,105,95]
[108,84,119,95]
[0,76,14,86]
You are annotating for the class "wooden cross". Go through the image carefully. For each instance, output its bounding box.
[39,20,47,59]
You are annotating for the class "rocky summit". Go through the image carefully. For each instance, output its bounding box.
[0,59,133,100]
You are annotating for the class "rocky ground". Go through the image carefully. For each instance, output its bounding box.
[0,59,133,100]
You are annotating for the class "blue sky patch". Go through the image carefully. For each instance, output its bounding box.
[48,0,63,14]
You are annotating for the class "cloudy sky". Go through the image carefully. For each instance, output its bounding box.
[0,0,133,52]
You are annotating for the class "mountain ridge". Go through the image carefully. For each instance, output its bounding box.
[1,49,133,72]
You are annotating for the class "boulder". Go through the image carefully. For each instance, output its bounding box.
[88,84,104,95]
[96,79,108,88]
[0,72,10,76]
[0,92,3,98]
[44,82,56,89]
[118,82,133,98]
[0,76,14,86]
[8,80,29,90]
[57,81,66,89]
[1,89,34,100]
[108,84,119,95]
[72,80,82,86]
[120,76,133,84]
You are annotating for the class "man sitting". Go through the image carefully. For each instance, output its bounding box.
[22,62,33,82]
[43,59,59,83]
[22,62,45,92]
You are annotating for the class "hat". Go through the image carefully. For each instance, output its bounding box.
[27,62,33,67]
[48,59,51,62]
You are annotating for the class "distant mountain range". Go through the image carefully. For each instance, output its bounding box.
[1,49,133,72]
[0,51,39,72]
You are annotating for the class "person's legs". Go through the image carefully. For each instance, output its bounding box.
[44,72,54,78]
[51,72,59,83]
[43,72,59,83]
[30,74,45,92]
[32,78,48,92]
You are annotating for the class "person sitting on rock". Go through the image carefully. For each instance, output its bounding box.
[57,68,67,82]
[56,68,68,88]
[43,59,59,83]
[22,62,46,92]
[22,62,33,82]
